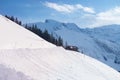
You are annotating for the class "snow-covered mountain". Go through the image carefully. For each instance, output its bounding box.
[0,15,120,80]
[28,20,120,71]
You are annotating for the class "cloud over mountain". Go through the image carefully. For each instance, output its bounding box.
[44,2,95,13]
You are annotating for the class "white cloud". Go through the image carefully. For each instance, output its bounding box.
[75,4,95,13]
[83,7,95,14]
[90,7,120,27]
[44,2,95,13]
[97,7,120,21]
[44,2,120,28]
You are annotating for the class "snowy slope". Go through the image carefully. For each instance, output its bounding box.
[0,15,54,49]
[0,64,32,80]
[0,15,120,80]
[0,48,120,80]
[28,20,120,71]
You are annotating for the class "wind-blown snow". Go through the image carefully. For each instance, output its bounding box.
[0,15,120,80]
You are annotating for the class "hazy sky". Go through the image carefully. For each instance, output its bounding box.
[0,0,120,28]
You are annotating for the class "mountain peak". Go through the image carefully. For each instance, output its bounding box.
[45,19,60,24]
[27,19,81,32]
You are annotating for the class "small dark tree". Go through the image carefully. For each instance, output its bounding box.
[4,15,22,25]
[18,21,22,25]
[5,15,9,19]
[10,16,14,21]
[50,33,55,44]
[15,17,18,23]
[43,29,50,42]
[57,37,63,46]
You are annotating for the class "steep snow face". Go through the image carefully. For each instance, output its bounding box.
[28,20,120,71]
[0,15,54,49]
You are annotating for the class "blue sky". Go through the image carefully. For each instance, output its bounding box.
[0,0,120,28]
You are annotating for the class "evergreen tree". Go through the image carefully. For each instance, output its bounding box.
[18,21,22,25]
[10,16,14,21]
[4,15,22,25]
[43,29,50,42]
[57,37,63,46]
[50,33,55,44]
[24,24,64,47]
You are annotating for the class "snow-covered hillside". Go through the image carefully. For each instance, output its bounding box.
[28,20,120,71]
[1,48,120,80]
[0,15,54,49]
[0,15,120,80]
[0,64,32,80]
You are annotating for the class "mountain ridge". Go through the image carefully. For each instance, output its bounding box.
[27,19,120,71]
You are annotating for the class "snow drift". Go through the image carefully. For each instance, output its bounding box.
[0,15,120,80]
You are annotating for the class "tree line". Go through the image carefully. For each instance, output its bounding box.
[25,24,63,46]
[5,15,63,46]
[25,25,79,51]
[5,15,22,25]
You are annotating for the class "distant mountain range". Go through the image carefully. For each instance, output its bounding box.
[27,20,120,71]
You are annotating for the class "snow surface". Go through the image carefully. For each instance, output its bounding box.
[0,15,120,80]
[0,48,120,80]
[0,64,32,80]
[28,20,120,71]
[0,15,54,49]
